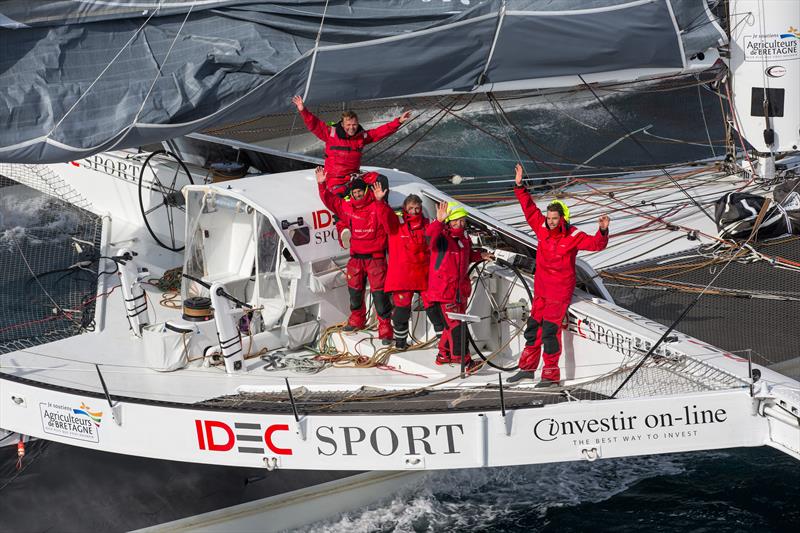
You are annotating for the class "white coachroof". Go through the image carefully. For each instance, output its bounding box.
[185,167,433,263]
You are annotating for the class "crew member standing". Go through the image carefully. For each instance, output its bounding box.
[384,194,442,350]
[293,96,411,244]
[508,164,610,386]
[426,201,493,371]
[316,167,394,343]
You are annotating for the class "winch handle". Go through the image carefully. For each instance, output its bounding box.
[181,272,211,289]
[181,273,250,308]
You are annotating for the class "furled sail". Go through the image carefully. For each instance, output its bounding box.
[0,0,725,163]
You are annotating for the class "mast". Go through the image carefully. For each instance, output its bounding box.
[728,0,800,179]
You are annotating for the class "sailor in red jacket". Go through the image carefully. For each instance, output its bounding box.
[426,201,493,371]
[383,194,442,350]
[316,167,395,342]
[508,164,610,386]
[293,96,411,196]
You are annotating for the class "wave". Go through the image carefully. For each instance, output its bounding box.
[0,185,81,249]
[303,454,690,532]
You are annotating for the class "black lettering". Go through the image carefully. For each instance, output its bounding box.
[404,426,433,455]
[342,426,366,456]
[369,426,399,456]
[435,424,464,454]
[645,414,659,428]
[714,409,727,423]
[315,426,337,456]
[586,420,599,432]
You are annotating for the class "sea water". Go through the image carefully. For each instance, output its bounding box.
[304,448,798,532]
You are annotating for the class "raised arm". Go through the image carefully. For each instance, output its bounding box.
[293,96,329,142]
[513,163,545,231]
[372,182,399,234]
[575,215,610,252]
[364,110,410,144]
[316,167,345,218]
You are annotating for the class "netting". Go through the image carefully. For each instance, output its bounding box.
[603,237,800,376]
[0,165,103,354]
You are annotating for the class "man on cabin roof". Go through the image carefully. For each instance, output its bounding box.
[508,164,610,387]
[292,95,411,196]
[292,95,410,247]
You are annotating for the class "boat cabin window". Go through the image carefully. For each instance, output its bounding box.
[256,211,281,300]
[183,191,296,315]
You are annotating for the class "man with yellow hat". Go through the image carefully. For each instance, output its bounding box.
[425,201,493,371]
[508,164,610,386]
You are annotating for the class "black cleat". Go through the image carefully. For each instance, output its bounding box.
[395,338,408,350]
[506,370,537,384]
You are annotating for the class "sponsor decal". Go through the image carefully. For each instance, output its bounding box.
[311,208,340,245]
[75,155,143,182]
[573,316,680,359]
[744,27,799,61]
[40,402,102,443]
[195,420,293,455]
[315,424,464,457]
[194,419,466,458]
[765,65,787,78]
[533,404,728,447]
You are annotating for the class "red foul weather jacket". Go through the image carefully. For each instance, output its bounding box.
[301,108,400,192]
[319,184,393,256]
[384,213,430,293]
[425,220,484,304]
[514,186,609,302]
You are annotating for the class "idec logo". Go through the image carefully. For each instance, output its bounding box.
[312,209,334,229]
[194,420,293,455]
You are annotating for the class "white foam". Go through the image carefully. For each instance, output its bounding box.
[301,454,690,532]
[0,186,80,248]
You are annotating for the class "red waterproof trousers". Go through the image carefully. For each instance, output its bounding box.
[518,295,570,381]
[346,256,392,339]
[436,301,470,363]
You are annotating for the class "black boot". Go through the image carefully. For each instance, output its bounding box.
[395,337,408,350]
[506,370,537,384]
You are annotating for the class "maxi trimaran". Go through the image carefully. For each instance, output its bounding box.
[0,1,798,530]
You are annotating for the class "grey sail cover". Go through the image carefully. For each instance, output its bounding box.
[0,0,725,163]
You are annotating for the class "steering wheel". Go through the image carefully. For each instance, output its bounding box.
[467,258,532,371]
[138,150,194,251]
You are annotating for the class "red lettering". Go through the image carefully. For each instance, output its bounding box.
[314,210,333,229]
[204,420,234,451]
[264,424,293,455]
[195,419,206,450]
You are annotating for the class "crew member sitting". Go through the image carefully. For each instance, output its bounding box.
[293,95,411,246]
[384,194,442,350]
[508,164,610,386]
[316,167,394,343]
[426,201,493,371]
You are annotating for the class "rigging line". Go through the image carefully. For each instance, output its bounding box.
[47,7,160,138]
[487,93,523,166]
[107,4,196,153]
[362,100,451,161]
[610,198,773,398]
[488,94,579,168]
[385,105,454,168]
[577,74,716,222]
[288,0,330,152]
[576,125,653,170]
